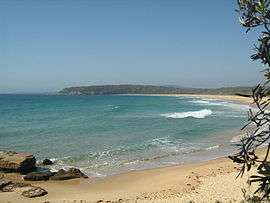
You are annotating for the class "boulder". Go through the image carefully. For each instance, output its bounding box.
[0,151,36,173]
[21,186,48,198]
[24,171,56,181]
[49,168,88,180]
[42,158,53,165]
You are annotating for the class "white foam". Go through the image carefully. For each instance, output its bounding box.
[161,109,212,119]
[151,137,172,145]
[190,99,251,111]
[190,100,221,105]
[123,160,140,165]
[205,145,220,151]
[49,158,58,162]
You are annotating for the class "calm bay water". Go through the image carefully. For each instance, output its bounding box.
[0,94,248,177]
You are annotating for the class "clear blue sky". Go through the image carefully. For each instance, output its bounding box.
[0,0,264,93]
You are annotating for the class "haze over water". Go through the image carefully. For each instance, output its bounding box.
[0,94,248,177]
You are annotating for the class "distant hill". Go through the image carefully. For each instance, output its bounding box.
[59,85,253,96]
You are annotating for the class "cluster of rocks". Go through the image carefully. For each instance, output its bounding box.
[24,168,88,181]
[0,150,88,198]
[0,178,47,198]
[0,151,36,174]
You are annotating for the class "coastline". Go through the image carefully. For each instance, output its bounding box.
[1,150,263,203]
[120,94,253,105]
[184,94,253,105]
[119,94,253,106]
[0,94,256,203]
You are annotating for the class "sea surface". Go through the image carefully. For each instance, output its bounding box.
[0,94,249,177]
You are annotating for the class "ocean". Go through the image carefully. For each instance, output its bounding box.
[0,94,249,177]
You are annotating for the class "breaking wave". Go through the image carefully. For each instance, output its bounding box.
[190,99,250,111]
[161,109,213,119]
[190,100,221,106]
[40,135,225,177]
[205,145,220,151]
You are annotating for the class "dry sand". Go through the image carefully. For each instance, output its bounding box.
[0,95,261,203]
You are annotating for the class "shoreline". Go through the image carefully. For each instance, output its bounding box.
[119,94,253,105]
[0,94,256,202]
[1,150,264,203]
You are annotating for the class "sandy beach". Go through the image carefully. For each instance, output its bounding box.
[121,94,254,105]
[0,151,262,203]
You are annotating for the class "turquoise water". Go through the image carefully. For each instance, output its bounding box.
[0,94,248,177]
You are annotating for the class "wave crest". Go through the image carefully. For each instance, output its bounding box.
[161,109,212,119]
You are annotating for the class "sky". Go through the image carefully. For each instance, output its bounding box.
[0,0,265,93]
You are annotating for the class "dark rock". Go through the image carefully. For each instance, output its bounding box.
[24,171,56,181]
[0,179,12,190]
[49,168,88,180]
[21,186,48,198]
[42,159,53,165]
[0,151,36,173]
[2,184,17,192]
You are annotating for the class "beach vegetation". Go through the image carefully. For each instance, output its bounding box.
[59,84,252,95]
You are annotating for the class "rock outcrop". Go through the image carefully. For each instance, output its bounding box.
[0,151,90,199]
[0,178,48,198]
[0,151,36,173]
[49,168,88,180]
[24,171,56,181]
